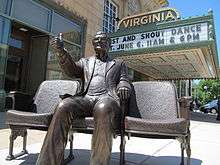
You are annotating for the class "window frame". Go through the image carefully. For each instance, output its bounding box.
[103,0,118,33]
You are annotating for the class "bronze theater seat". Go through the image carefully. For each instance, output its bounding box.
[5,80,80,161]
[121,81,191,165]
[5,80,191,165]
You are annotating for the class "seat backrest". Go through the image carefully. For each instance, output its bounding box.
[33,80,80,114]
[128,81,179,120]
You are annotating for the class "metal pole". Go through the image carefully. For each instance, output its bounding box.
[189,80,191,96]
[179,81,182,98]
[204,85,208,104]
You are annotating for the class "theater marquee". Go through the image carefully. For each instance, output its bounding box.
[111,22,208,52]
[110,8,219,80]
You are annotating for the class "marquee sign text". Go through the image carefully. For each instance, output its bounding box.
[111,23,208,52]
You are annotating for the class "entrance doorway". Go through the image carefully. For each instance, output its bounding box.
[4,22,49,95]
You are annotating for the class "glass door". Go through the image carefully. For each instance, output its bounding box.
[4,22,49,95]
[4,24,29,92]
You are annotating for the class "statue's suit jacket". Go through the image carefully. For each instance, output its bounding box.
[58,54,131,100]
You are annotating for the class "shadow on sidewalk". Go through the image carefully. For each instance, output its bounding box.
[17,153,39,164]
[14,149,202,165]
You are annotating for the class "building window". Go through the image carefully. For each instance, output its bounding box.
[103,0,118,33]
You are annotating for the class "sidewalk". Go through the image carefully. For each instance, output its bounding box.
[0,112,220,164]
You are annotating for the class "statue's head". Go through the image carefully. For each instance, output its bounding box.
[92,31,111,57]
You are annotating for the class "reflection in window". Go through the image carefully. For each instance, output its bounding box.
[47,70,62,80]
[46,12,83,80]
[63,31,81,45]
[8,37,22,49]
[64,41,81,61]
[46,46,62,80]
[52,12,81,36]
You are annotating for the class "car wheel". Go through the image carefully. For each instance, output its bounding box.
[200,107,205,113]
[203,109,208,113]
[211,108,217,114]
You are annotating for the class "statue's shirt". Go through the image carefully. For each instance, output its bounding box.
[87,59,107,96]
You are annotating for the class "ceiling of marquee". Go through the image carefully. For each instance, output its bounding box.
[116,47,218,80]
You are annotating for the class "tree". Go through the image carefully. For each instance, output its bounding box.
[194,79,220,104]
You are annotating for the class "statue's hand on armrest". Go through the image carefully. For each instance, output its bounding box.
[117,87,130,101]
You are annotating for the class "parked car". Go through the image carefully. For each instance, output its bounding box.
[200,99,219,114]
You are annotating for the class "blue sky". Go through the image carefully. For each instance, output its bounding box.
[168,0,220,65]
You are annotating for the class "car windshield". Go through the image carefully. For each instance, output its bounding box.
[205,100,218,106]
[211,100,218,104]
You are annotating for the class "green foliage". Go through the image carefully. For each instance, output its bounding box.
[193,79,220,104]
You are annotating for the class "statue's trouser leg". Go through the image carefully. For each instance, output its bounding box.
[36,97,92,165]
[90,96,120,165]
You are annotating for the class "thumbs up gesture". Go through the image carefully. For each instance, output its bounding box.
[50,33,64,51]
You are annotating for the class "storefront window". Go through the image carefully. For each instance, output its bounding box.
[0,16,11,44]
[63,31,81,45]
[0,45,8,88]
[0,45,8,110]
[64,41,81,61]
[52,12,81,37]
[0,16,11,88]
[44,5,84,80]
[0,15,11,111]
[46,12,84,80]
[0,0,12,15]
[0,1,85,110]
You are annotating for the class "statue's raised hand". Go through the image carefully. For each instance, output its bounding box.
[50,33,64,52]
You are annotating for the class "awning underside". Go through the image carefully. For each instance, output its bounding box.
[116,47,218,80]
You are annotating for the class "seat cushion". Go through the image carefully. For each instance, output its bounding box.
[72,117,94,129]
[125,116,189,135]
[71,117,120,135]
[6,110,52,128]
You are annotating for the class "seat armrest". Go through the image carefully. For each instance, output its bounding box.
[178,96,192,120]
[7,91,34,112]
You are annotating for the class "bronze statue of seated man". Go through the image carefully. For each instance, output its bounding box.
[36,31,131,165]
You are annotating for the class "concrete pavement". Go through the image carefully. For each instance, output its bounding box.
[0,112,220,164]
